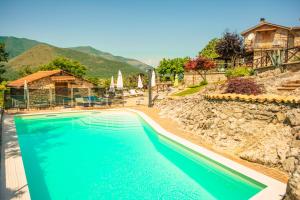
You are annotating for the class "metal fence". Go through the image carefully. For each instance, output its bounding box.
[3,87,127,110]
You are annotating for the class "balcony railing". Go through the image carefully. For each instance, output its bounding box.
[245,42,287,51]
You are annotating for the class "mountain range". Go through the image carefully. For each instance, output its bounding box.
[0,36,151,80]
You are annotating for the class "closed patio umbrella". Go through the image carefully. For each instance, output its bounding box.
[137,75,143,89]
[151,70,156,87]
[109,76,115,93]
[24,80,29,109]
[174,74,179,87]
[116,70,123,90]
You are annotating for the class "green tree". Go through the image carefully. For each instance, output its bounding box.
[86,77,99,85]
[18,66,35,77]
[40,57,87,77]
[98,78,111,88]
[124,73,147,88]
[156,57,189,81]
[199,38,220,59]
[0,43,9,82]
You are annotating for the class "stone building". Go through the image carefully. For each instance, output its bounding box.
[241,18,300,67]
[7,70,96,107]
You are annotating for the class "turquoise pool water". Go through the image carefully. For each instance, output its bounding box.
[15,111,265,200]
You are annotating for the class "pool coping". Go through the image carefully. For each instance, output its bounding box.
[1,114,31,200]
[1,109,287,200]
[126,108,287,200]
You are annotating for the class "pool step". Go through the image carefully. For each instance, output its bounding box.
[79,117,142,130]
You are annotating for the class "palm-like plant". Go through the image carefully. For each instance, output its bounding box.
[269,49,284,73]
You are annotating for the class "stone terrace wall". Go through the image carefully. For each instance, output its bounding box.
[184,72,226,86]
[284,159,300,200]
[156,94,300,174]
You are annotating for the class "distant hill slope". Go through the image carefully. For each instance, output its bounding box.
[0,36,151,80]
[0,36,43,59]
[5,44,144,80]
[70,46,150,71]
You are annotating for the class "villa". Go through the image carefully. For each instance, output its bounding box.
[242,18,300,67]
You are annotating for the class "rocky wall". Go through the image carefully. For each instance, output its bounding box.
[156,95,300,174]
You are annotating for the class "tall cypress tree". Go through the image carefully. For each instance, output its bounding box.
[0,43,8,82]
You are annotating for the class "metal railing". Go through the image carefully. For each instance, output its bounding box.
[3,87,127,110]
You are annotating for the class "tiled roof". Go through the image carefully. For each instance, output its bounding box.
[204,93,300,104]
[241,21,292,36]
[7,70,62,88]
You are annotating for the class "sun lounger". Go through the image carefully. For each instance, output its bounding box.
[123,91,131,97]
[136,90,144,96]
[112,96,126,106]
[33,100,49,109]
[75,97,90,107]
[12,99,26,110]
[129,89,138,96]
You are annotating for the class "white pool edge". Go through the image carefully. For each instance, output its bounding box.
[126,108,287,200]
[1,115,31,200]
[4,109,287,200]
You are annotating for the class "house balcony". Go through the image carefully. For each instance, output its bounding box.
[245,42,287,52]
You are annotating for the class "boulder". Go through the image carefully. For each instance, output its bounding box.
[283,157,296,173]
[276,112,287,123]
[284,164,300,200]
[286,110,300,126]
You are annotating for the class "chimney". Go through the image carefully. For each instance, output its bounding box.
[260,18,266,23]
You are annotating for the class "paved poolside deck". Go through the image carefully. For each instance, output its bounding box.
[1,115,30,200]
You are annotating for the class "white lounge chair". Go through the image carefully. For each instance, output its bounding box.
[123,91,131,97]
[136,90,144,96]
[129,89,138,96]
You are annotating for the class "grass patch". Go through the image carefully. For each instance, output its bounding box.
[174,85,205,96]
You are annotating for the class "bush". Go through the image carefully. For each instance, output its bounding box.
[200,80,208,86]
[225,78,263,95]
[225,66,254,78]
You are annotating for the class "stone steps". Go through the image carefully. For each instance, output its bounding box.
[277,80,300,91]
[281,84,300,87]
[287,80,300,84]
[277,87,298,91]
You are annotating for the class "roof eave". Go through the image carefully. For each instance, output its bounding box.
[241,22,291,36]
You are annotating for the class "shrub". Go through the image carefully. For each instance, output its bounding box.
[225,66,254,78]
[225,78,263,95]
[199,80,208,86]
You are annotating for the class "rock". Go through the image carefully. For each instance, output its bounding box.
[291,140,300,149]
[286,110,300,126]
[296,133,300,140]
[283,157,296,173]
[276,112,286,123]
[289,147,300,157]
[284,165,300,200]
[155,95,298,173]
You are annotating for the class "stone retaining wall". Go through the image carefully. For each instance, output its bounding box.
[156,94,300,174]
[184,72,226,86]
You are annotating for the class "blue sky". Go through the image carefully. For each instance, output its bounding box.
[0,0,299,66]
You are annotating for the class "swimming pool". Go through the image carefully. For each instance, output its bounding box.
[14,111,268,199]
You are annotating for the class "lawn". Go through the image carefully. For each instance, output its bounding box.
[174,85,205,96]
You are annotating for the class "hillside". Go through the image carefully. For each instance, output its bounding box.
[70,46,150,71]
[4,44,144,80]
[0,36,151,80]
[0,36,43,59]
